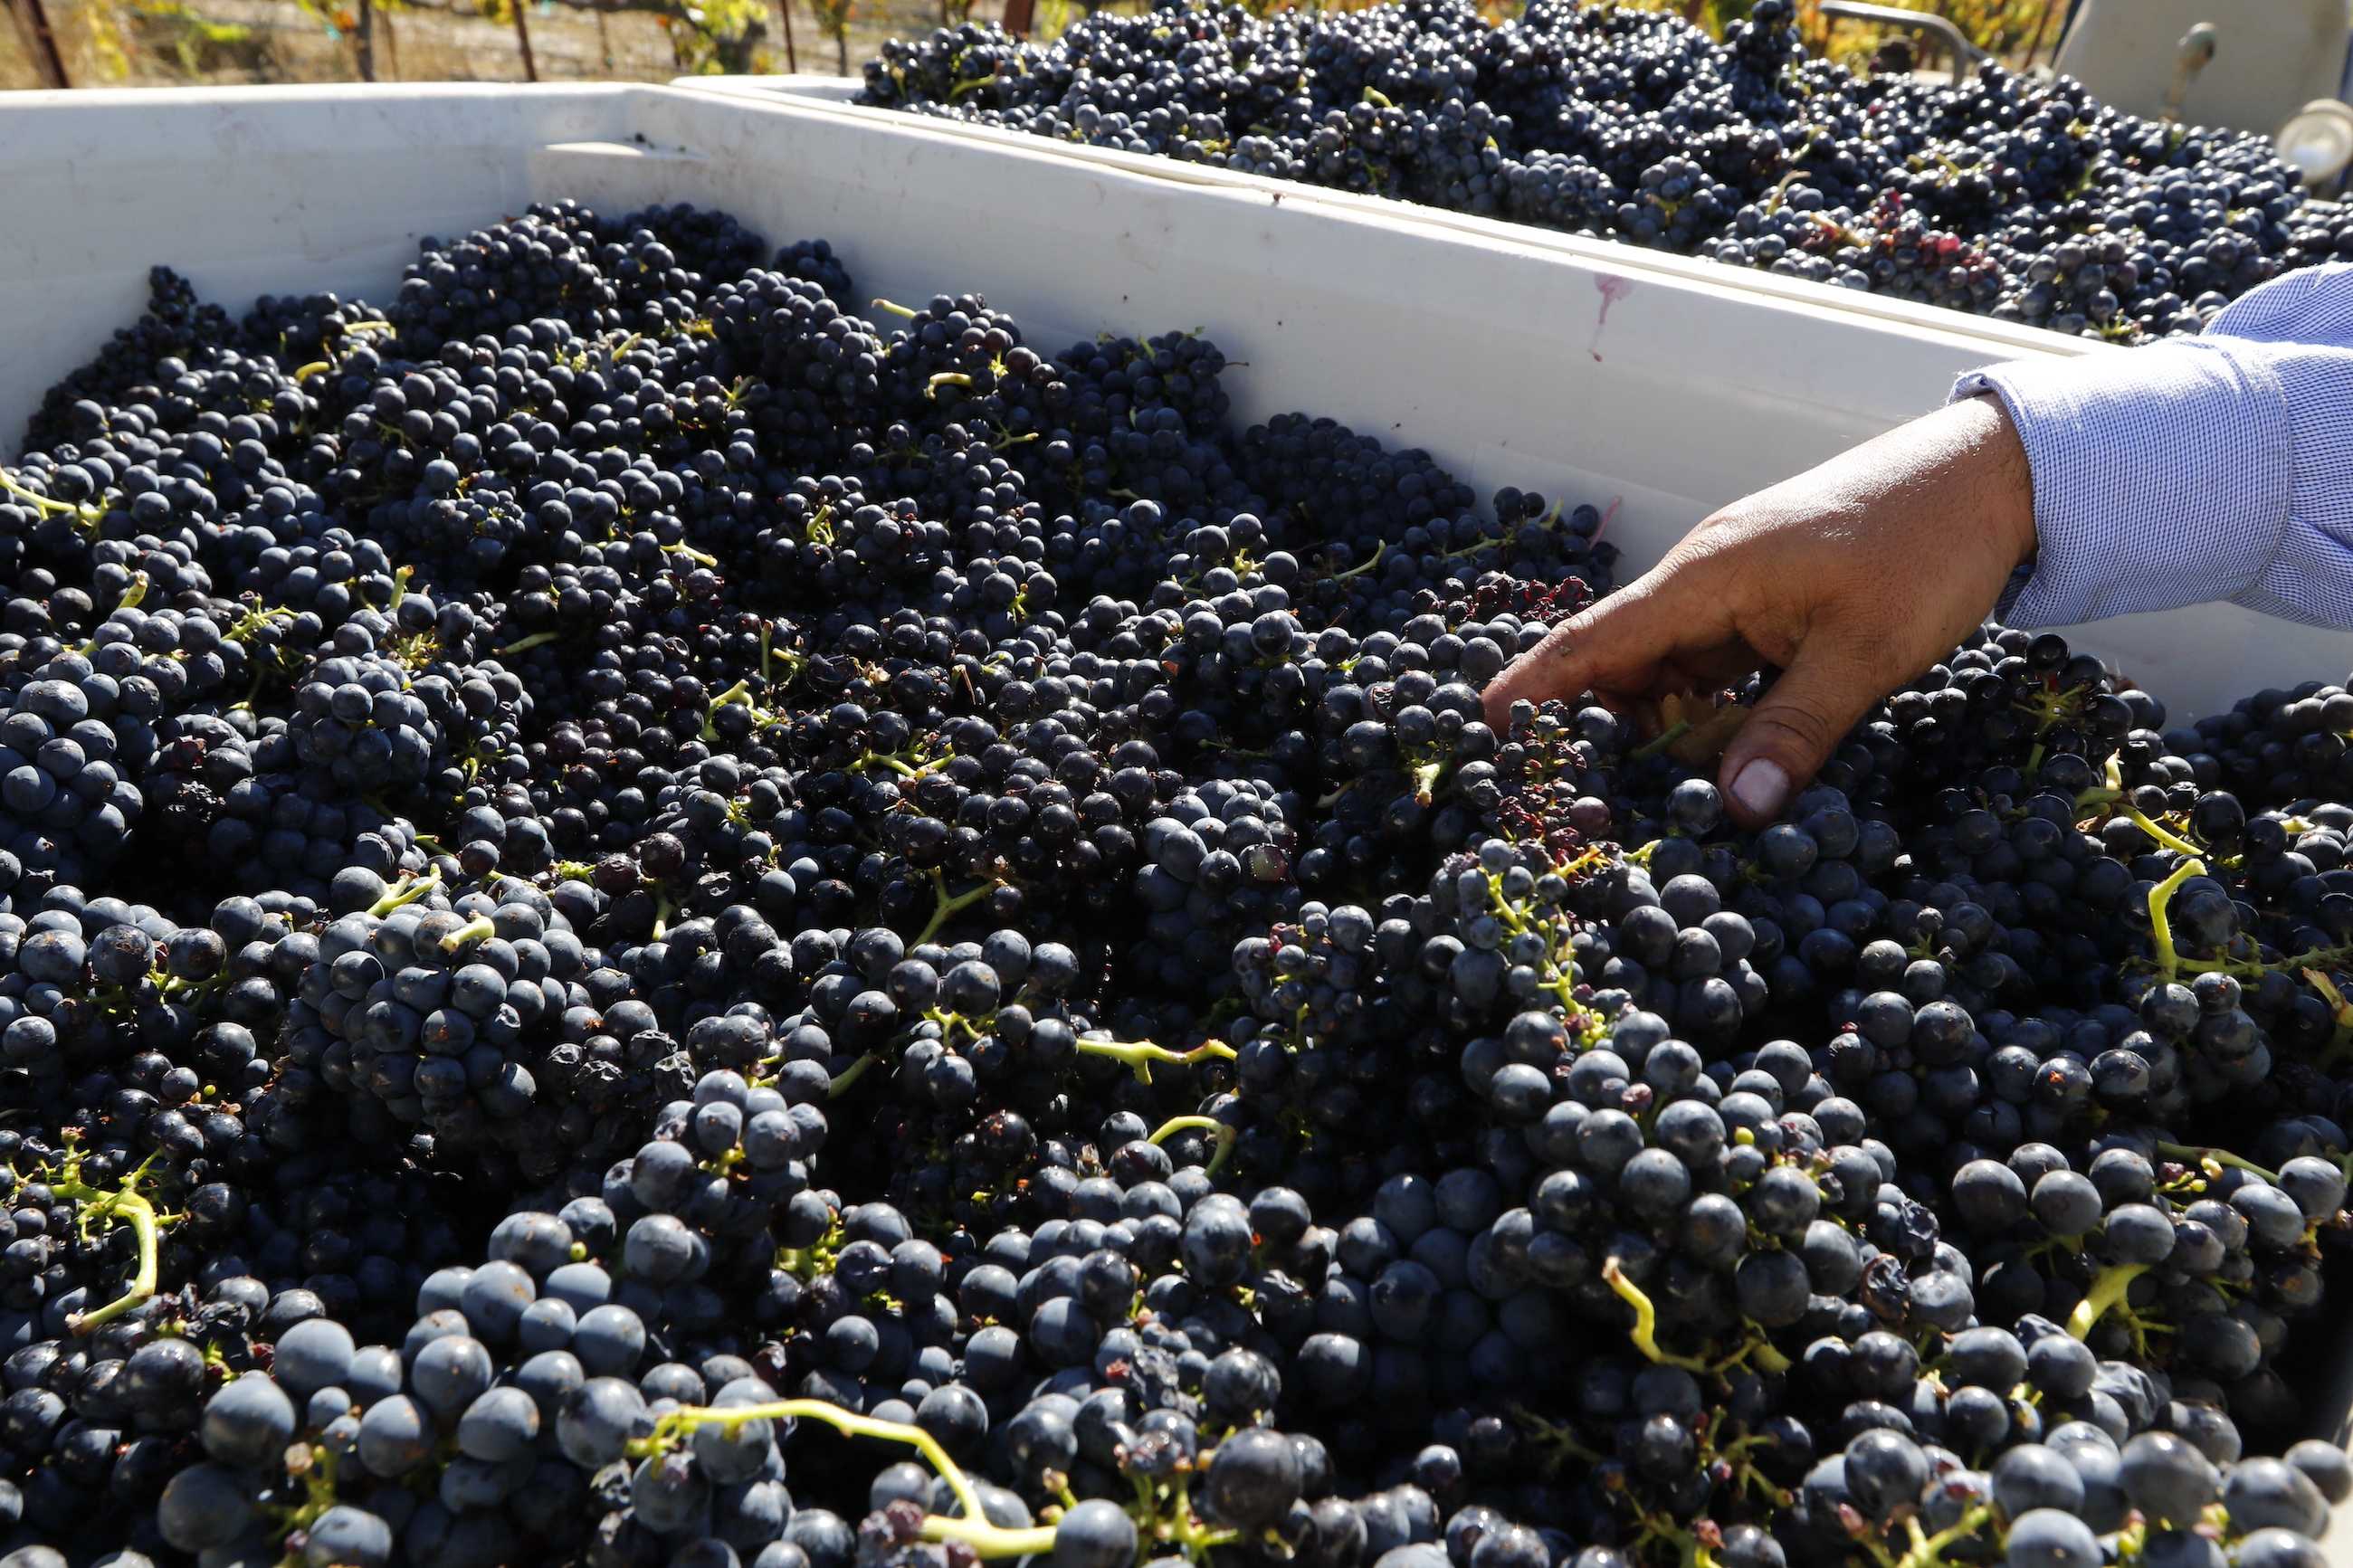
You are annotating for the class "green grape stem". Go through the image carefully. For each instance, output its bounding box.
[634,1398,1057,1557]
[1890,1505,1994,1568]
[440,914,498,953]
[367,866,442,917]
[2145,855,2206,981]
[1075,1037,1239,1087]
[1153,1474,1238,1562]
[50,1155,167,1334]
[1146,1116,1239,1177]
[267,1441,343,1544]
[919,1514,1058,1556]
[2127,808,2205,860]
[2073,754,2125,815]
[774,1217,843,1283]
[1602,1258,1710,1373]
[852,749,948,782]
[828,1054,881,1098]
[1717,1327,1795,1376]
[2066,1263,2149,1339]
[1510,1406,1605,1470]
[916,872,999,946]
[700,679,788,740]
[1629,721,1694,763]
[1326,538,1386,581]
[0,466,104,526]
[2152,1142,2280,1183]
[76,572,151,654]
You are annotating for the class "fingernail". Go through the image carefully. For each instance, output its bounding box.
[1729,757,1789,821]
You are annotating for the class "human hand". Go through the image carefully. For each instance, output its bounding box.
[1482,395,2037,826]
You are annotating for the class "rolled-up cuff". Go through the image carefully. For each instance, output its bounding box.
[1952,340,2292,628]
[2221,341,2353,627]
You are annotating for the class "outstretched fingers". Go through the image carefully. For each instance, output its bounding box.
[1481,555,1740,728]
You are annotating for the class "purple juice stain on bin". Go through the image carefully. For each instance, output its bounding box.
[1590,274,1634,362]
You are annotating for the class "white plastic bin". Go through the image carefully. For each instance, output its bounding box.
[679,73,2102,358]
[8,83,2349,722]
[4,79,2353,1536]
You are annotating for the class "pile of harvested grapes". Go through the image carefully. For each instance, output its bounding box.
[861,0,2353,342]
[0,195,2348,1568]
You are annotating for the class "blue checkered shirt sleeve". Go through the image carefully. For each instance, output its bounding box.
[1953,263,2353,629]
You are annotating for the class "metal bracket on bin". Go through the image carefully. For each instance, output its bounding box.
[2163,22,2219,124]
[1815,1,1991,74]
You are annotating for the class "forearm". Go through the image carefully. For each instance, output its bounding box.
[1957,338,2294,626]
[1955,264,2353,630]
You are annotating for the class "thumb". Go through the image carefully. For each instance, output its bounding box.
[1716,643,1881,827]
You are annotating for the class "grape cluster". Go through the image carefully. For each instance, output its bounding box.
[861,0,2328,341]
[0,191,2347,1568]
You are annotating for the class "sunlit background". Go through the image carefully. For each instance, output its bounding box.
[1,0,2066,97]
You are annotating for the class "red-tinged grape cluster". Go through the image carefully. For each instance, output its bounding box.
[0,195,2347,1568]
[860,0,2341,342]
